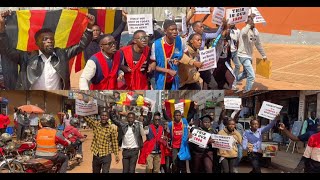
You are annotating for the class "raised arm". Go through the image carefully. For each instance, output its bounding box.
[279,123,301,142]
[261,115,279,134]
[83,116,97,129]
[65,14,94,59]
[111,10,127,39]
[109,110,126,127]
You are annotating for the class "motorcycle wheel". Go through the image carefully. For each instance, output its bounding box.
[0,161,24,173]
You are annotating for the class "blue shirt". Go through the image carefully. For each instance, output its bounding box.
[242,119,276,152]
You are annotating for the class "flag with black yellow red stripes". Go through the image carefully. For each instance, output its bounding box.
[5,8,123,73]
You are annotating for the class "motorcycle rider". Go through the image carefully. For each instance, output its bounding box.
[35,116,71,173]
[63,118,86,159]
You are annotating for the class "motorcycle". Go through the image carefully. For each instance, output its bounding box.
[22,157,62,173]
[0,142,24,173]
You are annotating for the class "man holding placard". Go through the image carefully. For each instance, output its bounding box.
[237,13,267,92]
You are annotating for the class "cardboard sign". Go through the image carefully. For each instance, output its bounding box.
[251,7,266,24]
[211,134,235,151]
[127,14,153,35]
[189,129,211,148]
[226,7,250,24]
[199,47,217,71]
[224,98,242,110]
[258,101,283,120]
[195,7,211,14]
[212,7,225,26]
[174,102,184,115]
[75,99,98,116]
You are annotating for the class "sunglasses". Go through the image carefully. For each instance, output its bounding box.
[101,41,118,46]
[134,36,149,41]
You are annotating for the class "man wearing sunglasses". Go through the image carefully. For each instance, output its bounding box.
[116,30,154,90]
[0,10,95,90]
[80,34,122,90]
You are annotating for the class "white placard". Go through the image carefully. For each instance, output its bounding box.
[127,14,153,35]
[226,7,250,24]
[195,7,210,14]
[75,99,98,116]
[211,134,235,150]
[142,106,149,116]
[224,98,242,110]
[258,101,283,120]
[189,129,211,148]
[199,47,217,71]
[212,7,225,26]
[251,7,266,24]
[174,102,184,115]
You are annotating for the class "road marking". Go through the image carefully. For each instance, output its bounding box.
[273,53,320,71]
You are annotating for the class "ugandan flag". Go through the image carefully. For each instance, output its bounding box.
[116,91,150,107]
[164,99,194,120]
[5,8,123,73]
[70,8,123,73]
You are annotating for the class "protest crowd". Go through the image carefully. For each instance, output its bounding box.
[0,95,319,173]
[0,7,268,92]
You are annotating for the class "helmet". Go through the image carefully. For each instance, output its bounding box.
[5,141,16,152]
[40,116,55,128]
[0,133,12,143]
[70,118,79,127]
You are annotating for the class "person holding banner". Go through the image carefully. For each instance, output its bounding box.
[79,34,122,90]
[152,20,185,90]
[218,119,242,173]
[242,114,279,173]
[0,10,95,90]
[167,110,191,173]
[83,111,120,173]
[236,13,267,92]
[189,116,216,173]
[118,30,154,90]
[179,33,204,90]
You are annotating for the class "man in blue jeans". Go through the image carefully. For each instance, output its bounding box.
[237,14,267,92]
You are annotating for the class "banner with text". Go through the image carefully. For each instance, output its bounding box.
[127,14,153,35]
[189,129,211,148]
[212,7,225,26]
[195,7,211,14]
[226,7,250,24]
[174,102,184,115]
[211,134,235,151]
[199,47,217,71]
[224,98,242,110]
[251,7,266,24]
[181,14,188,35]
[258,101,283,120]
[75,99,98,116]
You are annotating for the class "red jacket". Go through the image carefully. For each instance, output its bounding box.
[0,114,10,129]
[90,51,121,90]
[63,126,84,143]
[138,124,166,165]
[121,45,150,90]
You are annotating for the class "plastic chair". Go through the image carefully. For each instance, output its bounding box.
[5,127,14,135]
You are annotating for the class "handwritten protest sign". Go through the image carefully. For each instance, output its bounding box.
[211,134,235,150]
[195,7,211,14]
[226,7,250,24]
[199,47,217,71]
[127,14,153,35]
[189,129,211,148]
[75,99,98,116]
[251,7,266,24]
[258,101,283,120]
[144,97,156,112]
[224,98,242,110]
[174,102,184,115]
[212,7,225,26]
[181,14,188,35]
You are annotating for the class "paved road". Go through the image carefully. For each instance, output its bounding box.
[70,43,320,90]
[69,129,285,173]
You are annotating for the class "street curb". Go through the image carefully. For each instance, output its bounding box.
[271,161,294,173]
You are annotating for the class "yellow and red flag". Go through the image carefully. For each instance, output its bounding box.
[164,99,194,119]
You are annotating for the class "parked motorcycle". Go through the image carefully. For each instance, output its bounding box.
[0,142,24,173]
